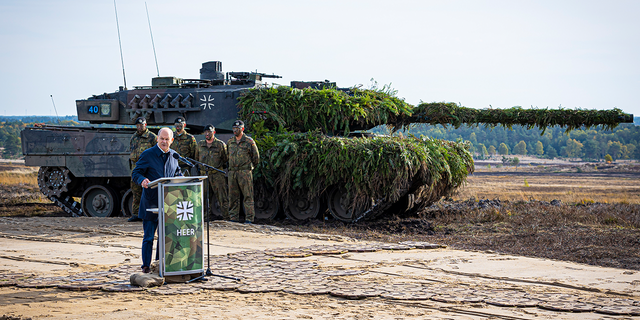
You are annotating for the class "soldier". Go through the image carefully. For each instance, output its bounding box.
[128,117,157,222]
[170,116,197,175]
[227,120,260,223]
[194,124,229,220]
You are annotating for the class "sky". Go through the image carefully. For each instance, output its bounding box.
[0,0,638,118]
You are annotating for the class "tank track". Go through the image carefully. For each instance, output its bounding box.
[37,166,84,217]
[46,194,83,217]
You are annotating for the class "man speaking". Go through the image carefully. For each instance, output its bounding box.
[131,127,182,273]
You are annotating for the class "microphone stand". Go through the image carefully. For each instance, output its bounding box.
[181,157,240,283]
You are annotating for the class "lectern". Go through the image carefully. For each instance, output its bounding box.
[148,176,208,277]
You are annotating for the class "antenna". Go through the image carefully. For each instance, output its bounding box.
[145,2,160,77]
[50,95,60,123]
[114,0,127,89]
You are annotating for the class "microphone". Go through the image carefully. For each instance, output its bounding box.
[173,153,194,168]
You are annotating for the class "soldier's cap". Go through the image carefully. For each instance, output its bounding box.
[134,117,146,125]
[232,120,244,128]
[204,124,215,132]
[174,117,186,124]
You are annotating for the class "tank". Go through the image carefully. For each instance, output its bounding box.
[21,61,634,222]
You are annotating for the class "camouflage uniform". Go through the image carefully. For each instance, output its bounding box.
[227,135,260,222]
[194,138,229,220]
[130,129,157,218]
[170,131,197,175]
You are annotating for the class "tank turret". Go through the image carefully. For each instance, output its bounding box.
[199,61,224,83]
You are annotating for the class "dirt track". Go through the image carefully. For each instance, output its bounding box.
[1,217,639,319]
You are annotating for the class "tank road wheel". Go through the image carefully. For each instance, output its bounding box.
[82,185,119,217]
[285,190,320,221]
[255,185,280,220]
[37,167,72,198]
[120,189,133,217]
[327,186,374,223]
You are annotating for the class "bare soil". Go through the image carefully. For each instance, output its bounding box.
[272,200,640,270]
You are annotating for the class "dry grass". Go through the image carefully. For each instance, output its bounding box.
[0,162,38,186]
[454,173,640,204]
[420,200,640,269]
[0,163,61,217]
[0,171,37,186]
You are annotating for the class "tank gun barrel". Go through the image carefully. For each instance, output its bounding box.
[399,103,634,133]
[239,86,634,134]
[228,72,282,80]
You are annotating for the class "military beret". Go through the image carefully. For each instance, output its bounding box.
[134,117,146,124]
[204,124,215,132]
[174,117,186,124]
[232,120,244,128]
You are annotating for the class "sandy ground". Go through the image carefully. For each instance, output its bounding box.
[0,217,639,319]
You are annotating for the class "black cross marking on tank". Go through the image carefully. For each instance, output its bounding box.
[200,95,215,109]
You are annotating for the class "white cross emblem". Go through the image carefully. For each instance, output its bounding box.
[200,95,215,109]
[176,201,194,221]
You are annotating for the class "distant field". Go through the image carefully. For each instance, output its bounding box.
[0,162,37,186]
[455,172,640,204]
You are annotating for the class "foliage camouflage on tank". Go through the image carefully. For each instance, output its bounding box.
[238,86,632,134]
[250,128,473,222]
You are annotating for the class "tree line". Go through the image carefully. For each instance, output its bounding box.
[381,118,640,161]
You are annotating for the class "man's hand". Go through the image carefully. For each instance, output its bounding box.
[141,178,150,188]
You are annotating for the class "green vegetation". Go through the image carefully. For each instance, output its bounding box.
[238,85,412,134]
[535,141,544,156]
[0,120,27,159]
[498,143,510,155]
[252,128,474,210]
[239,86,631,135]
[405,104,630,133]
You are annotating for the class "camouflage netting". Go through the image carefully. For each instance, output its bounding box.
[404,103,632,133]
[238,86,412,134]
[238,87,632,134]
[238,86,630,214]
[252,131,474,211]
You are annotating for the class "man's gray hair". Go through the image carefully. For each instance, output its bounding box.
[158,127,173,139]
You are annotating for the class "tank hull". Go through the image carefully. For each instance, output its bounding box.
[22,126,133,217]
